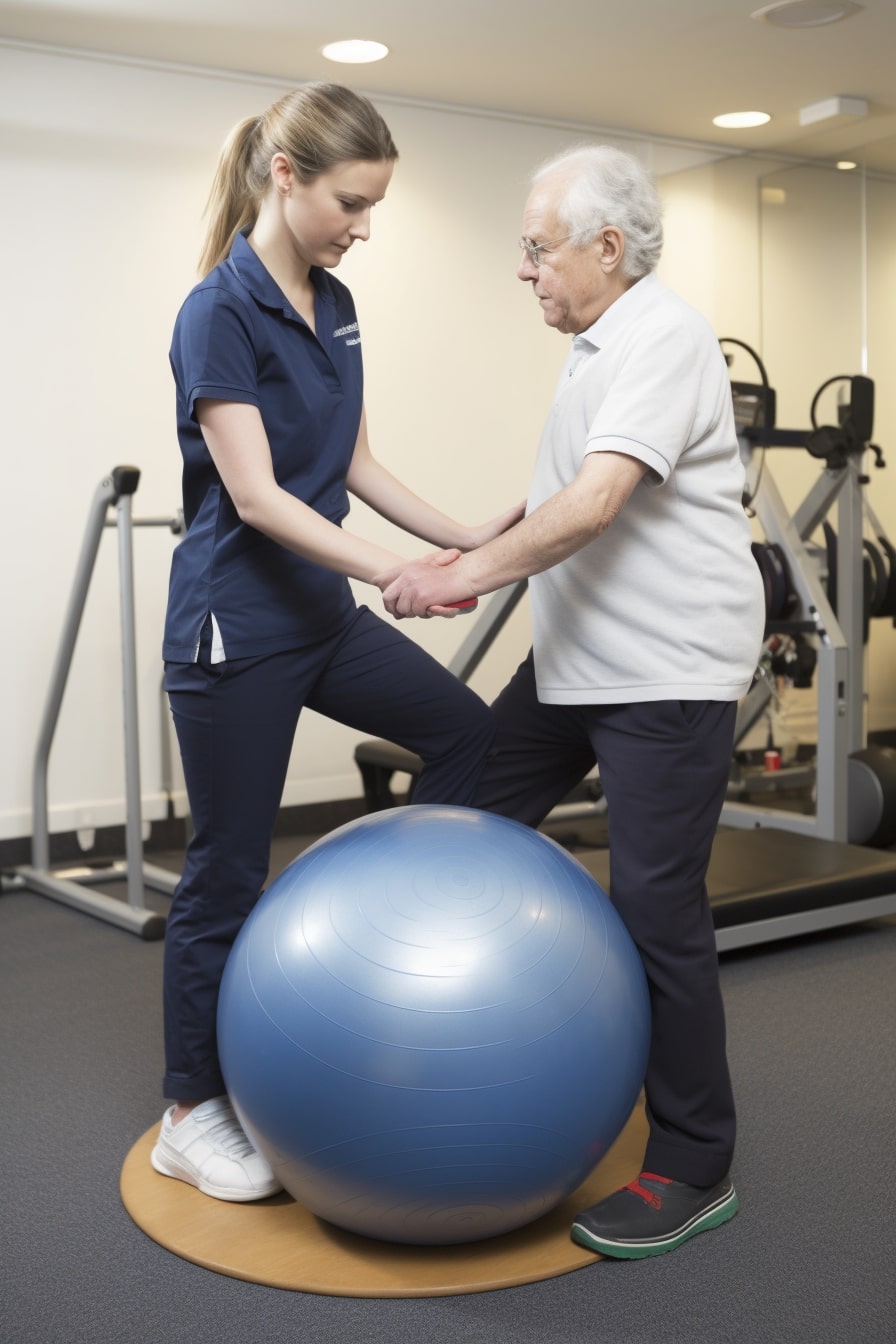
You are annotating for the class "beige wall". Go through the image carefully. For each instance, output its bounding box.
[662,156,896,742]
[2,40,894,844]
[864,176,896,729]
[0,43,714,839]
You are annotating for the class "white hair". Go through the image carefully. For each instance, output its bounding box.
[532,144,664,279]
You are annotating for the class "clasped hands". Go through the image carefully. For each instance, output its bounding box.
[376,499,525,619]
[375,549,475,619]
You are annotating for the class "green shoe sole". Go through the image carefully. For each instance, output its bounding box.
[571,1187,739,1260]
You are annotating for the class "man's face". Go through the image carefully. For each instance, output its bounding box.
[518,175,624,335]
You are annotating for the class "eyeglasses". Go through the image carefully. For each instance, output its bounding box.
[519,234,578,268]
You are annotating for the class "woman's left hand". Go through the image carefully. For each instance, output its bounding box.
[462,501,526,550]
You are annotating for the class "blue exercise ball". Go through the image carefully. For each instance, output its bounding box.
[217,805,650,1245]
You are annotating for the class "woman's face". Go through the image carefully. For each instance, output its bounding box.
[281,158,394,269]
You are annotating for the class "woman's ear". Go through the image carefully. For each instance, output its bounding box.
[270,152,293,197]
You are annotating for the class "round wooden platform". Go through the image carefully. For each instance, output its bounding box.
[120,1104,647,1297]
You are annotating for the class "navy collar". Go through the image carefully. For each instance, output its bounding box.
[227,230,337,319]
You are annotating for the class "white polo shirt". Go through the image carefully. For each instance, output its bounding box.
[528,273,765,704]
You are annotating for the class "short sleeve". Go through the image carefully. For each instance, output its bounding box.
[584,321,704,483]
[169,285,262,422]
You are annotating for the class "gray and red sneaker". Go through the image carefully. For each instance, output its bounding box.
[571,1171,739,1259]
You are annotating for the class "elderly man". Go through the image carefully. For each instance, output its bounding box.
[377,144,765,1260]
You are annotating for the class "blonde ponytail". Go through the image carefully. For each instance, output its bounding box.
[198,115,263,277]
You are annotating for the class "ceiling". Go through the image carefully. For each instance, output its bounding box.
[3,0,896,174]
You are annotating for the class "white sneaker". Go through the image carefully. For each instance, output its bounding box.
[150,1096,282,1202]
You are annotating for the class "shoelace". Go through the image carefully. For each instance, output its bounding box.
[624,1172,673,1209]
[200,1103,256,1158]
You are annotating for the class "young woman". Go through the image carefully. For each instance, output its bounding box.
[151,84,522,1202]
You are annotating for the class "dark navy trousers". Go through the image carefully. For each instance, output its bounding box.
[162,605,494,1102]
[473,649,737,1187]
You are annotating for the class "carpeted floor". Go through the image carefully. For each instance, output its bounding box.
[1,827,894,1344]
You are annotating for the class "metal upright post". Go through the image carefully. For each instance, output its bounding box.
[12,466,178,939]
[30,472,121,874]
[721,451,850,841]
[837,456,868,756]
[116,483,149,916]
[447,580,527,682]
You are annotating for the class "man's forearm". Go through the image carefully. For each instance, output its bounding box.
[378,452,647,617]
[453,452,648,593]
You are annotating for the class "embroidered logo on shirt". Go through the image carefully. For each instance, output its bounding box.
[333,322,361,345]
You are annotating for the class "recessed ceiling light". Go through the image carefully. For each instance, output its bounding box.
[836,160,858,170]
[712,111,772,129]
[751,2,863,27]
[321,39,389,64]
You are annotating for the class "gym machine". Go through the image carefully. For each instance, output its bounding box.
[692,346,896,949]
[354,353,896,951]
[2,467,181,939]
[722,343,896,847]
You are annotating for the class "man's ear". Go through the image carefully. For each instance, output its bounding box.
[597,226,625,272]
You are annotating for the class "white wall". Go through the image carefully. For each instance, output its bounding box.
[865,177,896,730]
[755,162,896,737]
[662,156,896,744]
[6,43,893,849]
[659,154,776,345]
[0,42,719,843]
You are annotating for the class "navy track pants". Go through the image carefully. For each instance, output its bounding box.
[161,605,494,1101]
[473,649,737,1187]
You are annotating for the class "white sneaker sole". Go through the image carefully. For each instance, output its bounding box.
[150,1139,282,1203]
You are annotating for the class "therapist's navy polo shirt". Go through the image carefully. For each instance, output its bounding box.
[164,230,361,663]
